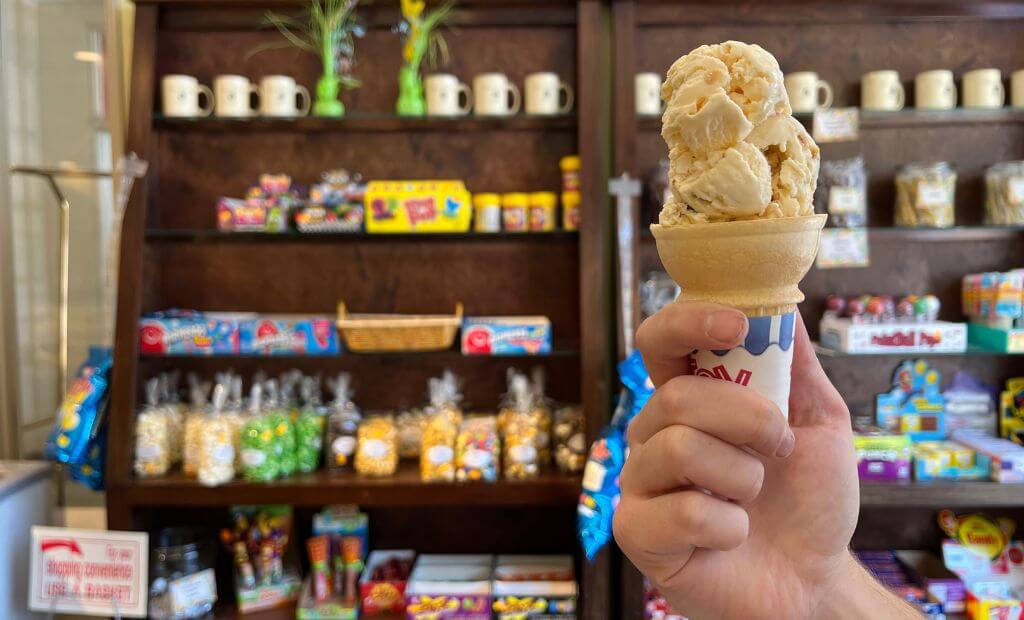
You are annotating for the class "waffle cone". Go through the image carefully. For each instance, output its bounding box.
[650,214,827,317]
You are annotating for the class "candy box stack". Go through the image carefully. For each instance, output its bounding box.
[853,428,911,483]
[218,174,300,233]
[364,181,471,233]
[295,169,366,233]
[405,555,493,620]
[963,270,1024,352]
[819,293,965,354]
[913,441,990,482]
[491,555,576,620]
[895,550,966,614]
[876,360,947,441]
[952,430,1024,483]
[939,511,1024,619]
[359,550,415,616]
[138,310,247,355]
[239,315,339,356]
[461,317,552,356]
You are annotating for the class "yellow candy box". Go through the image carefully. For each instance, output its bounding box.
[365,180,472,233]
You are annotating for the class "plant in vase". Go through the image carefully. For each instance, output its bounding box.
[252,0,364,117]
[395,0,455,116]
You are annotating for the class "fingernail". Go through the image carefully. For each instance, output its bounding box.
[776,428,796,458]
[705,310,746,344]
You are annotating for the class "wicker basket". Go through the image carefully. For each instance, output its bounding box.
[336,301,463,353]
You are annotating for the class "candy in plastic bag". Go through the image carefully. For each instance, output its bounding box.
[69,424,107,490]
[326,374,361,471]
[44,346,113,465]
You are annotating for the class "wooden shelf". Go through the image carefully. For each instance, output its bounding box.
[640,227,1024,243]
[154,114,577,133]
[861,481,1024,508]
[139,347,581,362]
[118,465,581,507]
[639,108,1024,131]
[145,229,580,243]
[814,343,1020,358]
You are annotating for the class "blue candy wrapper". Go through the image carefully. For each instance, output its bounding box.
[578,351,653,560]
[69,424,107,490]
[44,346,113,465]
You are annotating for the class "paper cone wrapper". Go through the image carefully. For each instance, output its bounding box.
[651,214,826,417]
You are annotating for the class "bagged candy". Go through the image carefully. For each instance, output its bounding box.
[198,383,236,487]
[241,385,281,482]
[420,372,463,482]
[326,374,361,471]
[182,375,211,478]
[501,372,541,480]
[531,368,553,465]
[456,416,499,482]
[265,380,297,478]
[69,424,107,490]
[161,372,184,466]
[355,415,397,477]
[45,346,113,465]
[295,377,326,473]
[396,408,426,459]
[134,378,171,477]
[224,376,247,473]
[553,405,585,473]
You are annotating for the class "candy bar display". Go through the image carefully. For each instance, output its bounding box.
[819,293,967,354]
[816,156,868,228]
[894,161,956,228]
[218,174,301,233]
[985,161,1024,225]
[221,505,302,613]
[295,169,366,232]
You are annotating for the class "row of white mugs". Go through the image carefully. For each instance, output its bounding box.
[634,69,1024,115]
[162,72,574,118]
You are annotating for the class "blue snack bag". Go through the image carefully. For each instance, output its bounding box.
[69,424,107,490]
[44,346,113,465]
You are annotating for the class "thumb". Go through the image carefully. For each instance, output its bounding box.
[788,311,849,428]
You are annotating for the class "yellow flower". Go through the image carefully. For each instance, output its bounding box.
[401,0,425,20]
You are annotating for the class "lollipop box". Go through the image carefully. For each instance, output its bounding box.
[819,314,967,354]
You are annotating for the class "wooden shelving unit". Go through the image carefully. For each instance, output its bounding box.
[614,0,1024,616]
[108,1,612,617]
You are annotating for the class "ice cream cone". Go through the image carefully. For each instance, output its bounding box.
[650,213,826,317]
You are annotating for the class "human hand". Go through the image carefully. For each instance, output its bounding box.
[614,301,860,618]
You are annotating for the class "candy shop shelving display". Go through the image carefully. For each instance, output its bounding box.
[108,0,611,617]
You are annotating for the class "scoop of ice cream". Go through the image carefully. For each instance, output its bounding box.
[658,41,818,225]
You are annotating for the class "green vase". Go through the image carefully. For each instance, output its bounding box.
[396,66,426,117]
[313,74,345,117]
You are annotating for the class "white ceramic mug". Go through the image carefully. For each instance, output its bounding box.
[524,72,574,115]
[635,72,662,116]
[214,75,259,117]
[861,70,905,111]
[963,69,1004,109]
[162,74,213,117]
[1012,70,1024,108]
[425,74,472,116]
[915,70,956,110]
[473,73,520,116]
[784,72,833,113]
[259,75,311,117]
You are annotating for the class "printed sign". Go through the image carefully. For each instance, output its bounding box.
[812,107,860,143]
[816,228,869,269]
[690,313,796,417]
[29,527,148,618]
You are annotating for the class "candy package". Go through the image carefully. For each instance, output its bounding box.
[396,409,426,459]
[198,383,236,487]
[295,377,326,473]
[325,374,361,471]
[501,372,541,480]
[455,416,499,482]
[45,347,113,465]
[531,368,553,465]
[161,372,184,466]
[183,375,211,478]
[420,372,462,482]
[553,406,585,473]
[69,424,107,490]
[134,378,171,477]
[355,415,398,477]
[264,380,297,478]
[241,385,281,482]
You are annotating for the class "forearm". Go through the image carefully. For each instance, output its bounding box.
[814,553,924,619]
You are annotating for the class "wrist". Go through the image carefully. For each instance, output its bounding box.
[813,553,922,620]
